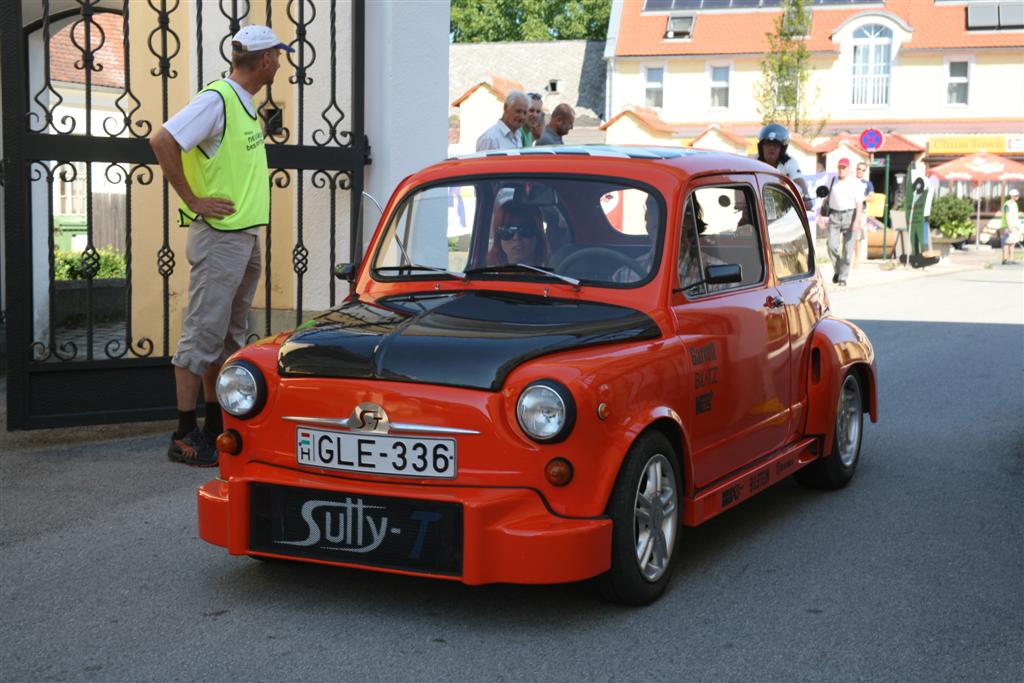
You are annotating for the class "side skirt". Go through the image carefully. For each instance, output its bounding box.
[682,437,818,526]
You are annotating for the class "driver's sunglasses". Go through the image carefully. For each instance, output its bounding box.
[497,224,539,240]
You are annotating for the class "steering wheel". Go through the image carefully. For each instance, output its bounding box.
[557,246,646,280]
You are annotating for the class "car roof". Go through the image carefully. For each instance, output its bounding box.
[435,145,776,179]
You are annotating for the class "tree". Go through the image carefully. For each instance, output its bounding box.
[754,0,826,137]
[450,0,610,43]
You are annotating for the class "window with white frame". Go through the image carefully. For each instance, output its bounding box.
[710,66,730,108]
[644,67,664,109]
[851,24,892,106]
[664,15,693,40]
[946,60,969,106]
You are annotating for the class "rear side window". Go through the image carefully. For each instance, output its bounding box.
[679,185,764,296]
[764,185,812,279]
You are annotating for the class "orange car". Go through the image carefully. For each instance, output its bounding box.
[199,147,877,605]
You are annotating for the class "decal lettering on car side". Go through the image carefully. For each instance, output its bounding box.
[691,342,719,414]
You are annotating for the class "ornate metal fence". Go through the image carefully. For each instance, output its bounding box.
[1,0,368,429]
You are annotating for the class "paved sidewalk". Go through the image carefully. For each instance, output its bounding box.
[817,243,1020,291]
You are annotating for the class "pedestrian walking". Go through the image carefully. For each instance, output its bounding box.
[818,158,862,286]
[852,161,875,264]
[149,25,292,466]
[1000,188,1021,264]
[476,90,528,152]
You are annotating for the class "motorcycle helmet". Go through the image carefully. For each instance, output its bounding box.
[757,123,790,160]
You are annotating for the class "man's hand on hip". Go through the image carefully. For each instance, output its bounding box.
[188,196,235,219]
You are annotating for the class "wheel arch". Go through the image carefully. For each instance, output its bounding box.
[805,317,878,456]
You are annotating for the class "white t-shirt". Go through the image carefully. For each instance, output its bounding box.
[828,175,863,212]
[776,156,803,182]
[163,78,256,157]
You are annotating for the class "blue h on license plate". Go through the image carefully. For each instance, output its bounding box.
[296,426,457,479]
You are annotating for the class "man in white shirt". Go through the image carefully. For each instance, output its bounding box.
[818,157,862,286]
[476,90,528,152]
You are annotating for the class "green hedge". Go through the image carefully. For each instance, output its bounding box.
[929,194,975,240]
[54,248,126,280]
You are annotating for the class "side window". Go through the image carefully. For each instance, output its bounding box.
[679,185,764,296]
[764,185,812,278]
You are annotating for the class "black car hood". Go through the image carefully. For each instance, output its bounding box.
[277,291,661,391]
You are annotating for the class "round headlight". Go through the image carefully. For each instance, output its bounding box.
[216,361,266,419]
[516,380,576,443]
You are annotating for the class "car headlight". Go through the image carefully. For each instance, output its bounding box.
[516,380,576,443]
[216,360,266,419]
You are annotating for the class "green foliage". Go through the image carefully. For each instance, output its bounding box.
[54,248,127,281]
[450,0,610,42]
[754,0,826,137]
[929,194,975,239]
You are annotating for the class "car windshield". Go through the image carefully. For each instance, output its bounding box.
[370,177,664,287]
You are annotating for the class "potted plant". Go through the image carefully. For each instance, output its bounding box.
[929,194,974,244]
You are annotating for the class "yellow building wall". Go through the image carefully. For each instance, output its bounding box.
[615,48,1022,130]
[129,1,296,355]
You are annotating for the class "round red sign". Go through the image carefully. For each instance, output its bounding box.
[860,128,884,152]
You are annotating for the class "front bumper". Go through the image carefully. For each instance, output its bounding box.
[198,462,612,585]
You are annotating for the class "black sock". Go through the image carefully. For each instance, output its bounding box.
[203,401,223,437]
[175,410,198,439]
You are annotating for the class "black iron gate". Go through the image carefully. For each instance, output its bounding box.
[1,0,368,430]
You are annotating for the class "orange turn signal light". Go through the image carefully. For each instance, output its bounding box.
[216,429,242,456]
[544,458,574,487]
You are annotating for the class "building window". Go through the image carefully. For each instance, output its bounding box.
[710,66,730,108]
[546,79,560,93]
[967,2,1024,30]
[664,15,693,39]
[946,60,969,105]
[644,67,664,109]
[851,24,892,106]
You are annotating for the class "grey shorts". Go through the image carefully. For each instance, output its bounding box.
[172,219,262,377]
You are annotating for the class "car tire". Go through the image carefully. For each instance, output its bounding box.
[599,431,680,606]
[795,371,864,490]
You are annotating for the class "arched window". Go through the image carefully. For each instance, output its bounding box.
[851,24,892,106]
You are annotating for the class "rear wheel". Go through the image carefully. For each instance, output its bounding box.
[599,432,680,606]
[795,371,863,490]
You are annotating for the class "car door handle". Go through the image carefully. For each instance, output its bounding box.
[765,296,785,309]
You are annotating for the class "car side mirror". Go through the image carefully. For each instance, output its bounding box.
[815,186,830,199]
[705,263,742,285]
[334,262,358,282]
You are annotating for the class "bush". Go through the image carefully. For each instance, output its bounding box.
[929,194,974,240]
[54,247,127,280]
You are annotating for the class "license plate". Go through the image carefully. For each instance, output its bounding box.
[249,484,463,575]
[295,426,457,479]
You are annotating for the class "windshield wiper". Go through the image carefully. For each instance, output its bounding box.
[463,263,580,289]
[375,264,466,280]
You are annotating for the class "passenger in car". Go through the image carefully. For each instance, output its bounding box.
[486,202,550,267]
[678,198,727,294]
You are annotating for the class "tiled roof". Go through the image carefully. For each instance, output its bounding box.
[615,0,1023,57]
[50,12,124,89]
[598,105,676,134]
[451,74,526,107]
[691,123,749,149]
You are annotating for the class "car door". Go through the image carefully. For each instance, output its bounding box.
[671,177,792,489]
[759,177,825,435]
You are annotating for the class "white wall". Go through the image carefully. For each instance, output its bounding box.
[363,0,449,262]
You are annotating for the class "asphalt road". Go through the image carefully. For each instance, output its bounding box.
[2,265,1022,682]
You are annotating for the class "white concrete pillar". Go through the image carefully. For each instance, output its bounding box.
[362,0,450,258]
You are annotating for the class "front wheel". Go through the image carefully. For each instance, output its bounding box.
[599,432,680,606]
[795,371,864,490]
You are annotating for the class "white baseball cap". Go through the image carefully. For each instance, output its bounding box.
[232,25,294,53]
[1010,188,1020,196]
